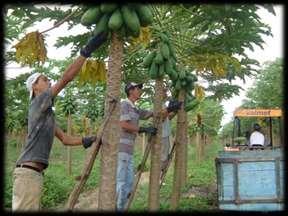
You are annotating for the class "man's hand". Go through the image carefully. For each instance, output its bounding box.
[82,136,97,148]
[138,126,157,136]
[80,32,107,58]
[167,100,183,113]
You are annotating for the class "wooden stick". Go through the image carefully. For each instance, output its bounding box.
[66,100,117,210]
[159,138,176,188]
[40,10,78,34]
[124,135,153,211]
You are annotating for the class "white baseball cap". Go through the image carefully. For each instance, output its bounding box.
[26,72,43,99]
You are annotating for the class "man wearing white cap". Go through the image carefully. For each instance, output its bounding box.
[12,32,107,211]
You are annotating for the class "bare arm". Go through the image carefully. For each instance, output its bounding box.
[55,126,82,146]
[168,111,177,120]
[120,120,139,133]
[51,56,86,97]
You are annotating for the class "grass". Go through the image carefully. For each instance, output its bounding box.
[4,134,222,211]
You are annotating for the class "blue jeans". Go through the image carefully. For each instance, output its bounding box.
[116,152,134,210]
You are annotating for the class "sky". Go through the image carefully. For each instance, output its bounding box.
[5,4,284,126]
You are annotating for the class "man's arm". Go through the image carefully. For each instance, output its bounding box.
[51,56,86,97]
[55,126,82,146]
[168,111,177,120]
[120,120,139,133]
[51,32,107,97]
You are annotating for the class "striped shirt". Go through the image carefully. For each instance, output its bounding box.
[119,99,153,154]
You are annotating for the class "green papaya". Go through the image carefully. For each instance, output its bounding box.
[164,60,172,75]
[108,9,123,31]
[168,43,177,59]
[149,61,158,79]
[143,51,156,67]
[154,51,164,64]
[81,7,102,26]
[181,80,187,87]
[175,79,182,91]
[158,63,165,77]
[160,43,170,59]
[179,70,186,80]
[135,4,153,27]
[93,14,110,36]
[169,69,178,81]
[121,6,141,37]
[100,3,118,13]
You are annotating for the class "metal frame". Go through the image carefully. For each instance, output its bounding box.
[216,157,284,206]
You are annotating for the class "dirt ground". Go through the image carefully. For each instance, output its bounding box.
[55,171,216,211]
[54,171,151,211]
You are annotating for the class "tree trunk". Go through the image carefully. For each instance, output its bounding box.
[67,114,72,175]
[170,89,187,210]
[98,33,123,210]
[196,130,201,162]
[142,133,146,157]
[148,79,163,210]
[181,112,188,186]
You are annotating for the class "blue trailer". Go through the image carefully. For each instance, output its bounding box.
[216,108,284,211]
[215,148,284,211]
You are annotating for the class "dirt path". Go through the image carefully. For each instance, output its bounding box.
[54,172,216,210]
[55,171,151,211]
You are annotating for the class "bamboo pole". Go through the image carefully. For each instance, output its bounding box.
[67,114,72,175]
[66,100,117,209]
[124,135,153,210]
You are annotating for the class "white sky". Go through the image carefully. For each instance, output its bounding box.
[220,5,283,126]
[4,4,284,126]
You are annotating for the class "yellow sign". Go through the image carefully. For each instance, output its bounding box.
[234,109,282,117]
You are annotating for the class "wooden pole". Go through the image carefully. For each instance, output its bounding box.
[67,114,72,175]
[66,101,117,209]
[124,135,153,210]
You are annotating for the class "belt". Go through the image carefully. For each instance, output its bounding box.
[16,164,43,173]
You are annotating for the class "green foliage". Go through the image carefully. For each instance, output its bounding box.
[221,58,283,140]
[184,99,224,136]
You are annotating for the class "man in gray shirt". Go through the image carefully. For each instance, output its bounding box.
[116,82,182,210]
[12,32,107,211]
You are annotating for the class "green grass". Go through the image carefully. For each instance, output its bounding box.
[4,134,222,211]
[129,136,222,211]
[4,135,101,210]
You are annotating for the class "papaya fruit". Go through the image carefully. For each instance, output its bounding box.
[160,42,170,59]
[179,70,186,80]
[81,7,102,26]
[149,61,158,79]
[175,79,182,91]
[100,3,118,13]
[168,43,177,59]
[154,51,164,64]
[169,69,178,81]
[121,6,141,37]
[143,51,156,67]
[135,4,153,27]
[158,63,165,77]
[164,60,172,75]
[93,14,110,36]
[108,9,123,31]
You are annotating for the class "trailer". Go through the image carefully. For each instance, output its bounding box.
[216,108,284,211]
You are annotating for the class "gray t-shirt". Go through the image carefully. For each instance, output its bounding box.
[162,103,171,138]
[16,88,55,169]
[119,99,153,155]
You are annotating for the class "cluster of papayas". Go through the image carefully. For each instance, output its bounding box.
[143,32,178,79]
[81,3,153,38]
[171,68,198,93]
